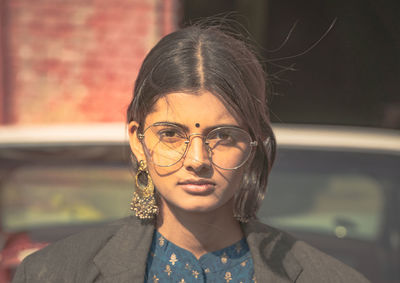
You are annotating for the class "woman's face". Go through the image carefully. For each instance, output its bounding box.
[129,91,246,216]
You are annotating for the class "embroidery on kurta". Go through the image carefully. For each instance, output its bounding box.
[164,265,172,276]
[235,242,242,253]
[169,253,178,265]
[225,271,233,282]
[159,236,165,247]
[192,270,199,279]
[221,252,228,264]
[145,230,254,282]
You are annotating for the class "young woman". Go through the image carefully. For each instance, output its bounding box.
[13,25,369,283]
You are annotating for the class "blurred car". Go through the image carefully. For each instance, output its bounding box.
[0,123,399,283]
[0,123,133,282]
[258,124,400,283]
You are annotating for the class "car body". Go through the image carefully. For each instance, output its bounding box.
[0,123,399,282]
[259,124,400,283]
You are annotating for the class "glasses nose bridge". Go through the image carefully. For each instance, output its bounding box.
[183,132,210,157]
[185,132,208,145]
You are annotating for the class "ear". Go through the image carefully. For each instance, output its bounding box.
[128,121,146,162]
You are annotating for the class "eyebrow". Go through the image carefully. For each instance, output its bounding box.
[151,121,190,132]
[152,121,243,133]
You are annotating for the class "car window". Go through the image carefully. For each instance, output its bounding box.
[1,164,133,231]
[258,149,397,242]
[259,172,384,241]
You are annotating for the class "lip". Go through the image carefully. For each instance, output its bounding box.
[177,179,216,194]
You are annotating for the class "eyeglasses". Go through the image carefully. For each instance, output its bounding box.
[138,122,258,170]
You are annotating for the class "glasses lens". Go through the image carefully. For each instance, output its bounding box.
[207,127,253,169]
[141,124,255,169]
[142,124,187,167]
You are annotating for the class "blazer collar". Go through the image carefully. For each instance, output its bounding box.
[243,220,303,282]
[93,217,155,283]
[93,217,302,283]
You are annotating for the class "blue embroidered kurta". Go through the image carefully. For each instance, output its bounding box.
[145,230,255,282]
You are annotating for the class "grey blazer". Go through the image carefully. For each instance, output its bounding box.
[12,216,369,283]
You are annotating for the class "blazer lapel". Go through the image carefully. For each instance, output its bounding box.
[93,217,155,283]
[243,220,303,283]
[91,217,302,282]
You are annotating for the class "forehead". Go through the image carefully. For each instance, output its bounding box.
[144,91,242,128]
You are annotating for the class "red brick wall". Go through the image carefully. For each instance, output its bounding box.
[3,0,178,124]
[0,0,6,124]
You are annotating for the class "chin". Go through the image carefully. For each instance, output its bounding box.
[166,197,233,215]
[176,203,219,213]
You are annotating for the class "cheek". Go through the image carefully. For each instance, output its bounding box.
[146,163,176,196]
[146,164,163,187]
[215,168,245,195]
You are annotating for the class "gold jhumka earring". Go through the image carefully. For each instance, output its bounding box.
[233,214,250,223]
[130,160,158,219]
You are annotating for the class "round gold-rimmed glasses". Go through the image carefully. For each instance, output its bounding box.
[138,122,257,170]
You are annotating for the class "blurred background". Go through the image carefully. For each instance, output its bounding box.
[0,1,399,283]
[0,0,399,128]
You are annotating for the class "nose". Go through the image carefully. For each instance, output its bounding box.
[183,134,212,172]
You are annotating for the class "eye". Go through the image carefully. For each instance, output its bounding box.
[157,127,185,142]
[160,130,178,137]
[208,129,234,144]
[215,131,231,140]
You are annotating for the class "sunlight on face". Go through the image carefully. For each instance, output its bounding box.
[140,91,247,215]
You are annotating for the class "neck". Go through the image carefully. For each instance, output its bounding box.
[156,200,243,259]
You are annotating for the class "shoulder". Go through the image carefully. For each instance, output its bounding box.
[12,217,143,283]
[243,220,370,283]
[290,240,369,282]
[27,217,131,259]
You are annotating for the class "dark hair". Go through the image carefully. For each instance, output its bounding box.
[127,24,276,221]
